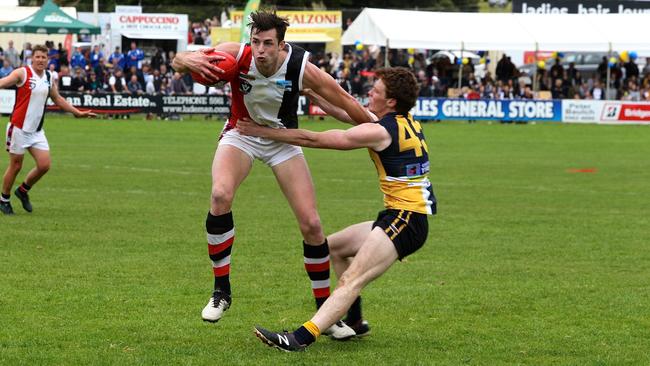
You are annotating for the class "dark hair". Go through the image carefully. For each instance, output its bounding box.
[374,67,419,115]
[32,44,48,55]
[249,10,289,42]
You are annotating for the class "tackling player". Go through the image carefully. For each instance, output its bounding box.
[236,67,436,351]
[1,44,95,215]
[172,10,373,338]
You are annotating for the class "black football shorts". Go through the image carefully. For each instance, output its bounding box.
[372,209,429,260]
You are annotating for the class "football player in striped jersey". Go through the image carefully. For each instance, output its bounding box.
[237,67,436,351]
[0,44,95,215]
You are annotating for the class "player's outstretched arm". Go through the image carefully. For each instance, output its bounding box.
[302,88,377,124]
[49,81,96,118]
[172,42,241,83]
[302,63,373,126]
[236,117,390,151]
[0,68,24,89]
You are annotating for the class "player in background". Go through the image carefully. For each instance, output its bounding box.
[0,44,96,215]
[236,67,436,352]
[172,10,373,338]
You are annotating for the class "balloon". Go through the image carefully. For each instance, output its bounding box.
[557,52,565,59]
[456,58,462,65]
[630,51,638,60]
[537,60,546,69]
[407,48,415,55]
[355,43,364,51]
[620,51,629,62]
[408,56,414,65]
[551,51,558,58]
[608,62,616,68]
[486,58,491,64]
[479,57,486,64]
[609,56,618,64]
[462,57,469,65]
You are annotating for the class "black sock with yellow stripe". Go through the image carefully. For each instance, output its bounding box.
[293,321,319,345]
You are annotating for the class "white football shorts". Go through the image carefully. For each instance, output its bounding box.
[6,123,50,155]
[219,127,302,167]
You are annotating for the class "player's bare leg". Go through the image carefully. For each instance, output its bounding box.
[273,155,355,339]
[327,221,374,335]
[10,148,50,213]
[202,144,253,322]
[1,153,24,215]
[255,228,397,350]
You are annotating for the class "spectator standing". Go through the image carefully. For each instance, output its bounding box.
[109,46,125,70]
[47,42,60,71]
[90,45,104,69]
[48,63,59,85]
[70,47,87,70]
[57,43,68,68]
[4,40,20,68]
[20,42,32,66]
[126,41,144,70]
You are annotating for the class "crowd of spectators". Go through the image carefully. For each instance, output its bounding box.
[311,48,650,102]
[2,36,650,104]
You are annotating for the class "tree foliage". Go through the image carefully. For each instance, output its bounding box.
[20,0,479,21]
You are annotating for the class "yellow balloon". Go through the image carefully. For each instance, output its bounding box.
[355,43,364,51]
[407,48,415,55]
[462,57,469,65]
[408,56,414,65]
[537,60,546,69]
[609,57,618,64]
[620,51,629,62]
[479,57,486,64]
[551,51,558,58]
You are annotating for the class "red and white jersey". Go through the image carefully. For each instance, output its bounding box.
[226,43,309,130]
[10,66,52,132]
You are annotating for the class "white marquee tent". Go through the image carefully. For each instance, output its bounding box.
[342,8,650,52]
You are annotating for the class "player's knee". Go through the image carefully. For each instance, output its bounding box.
[337,270,362,293]
[38,161,51,173]
[9,160,23,172]
[299,215,323,240]
[210,186,234,208]
[328,238,345,259]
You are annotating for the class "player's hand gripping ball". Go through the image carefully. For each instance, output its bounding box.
[191,51,239,86]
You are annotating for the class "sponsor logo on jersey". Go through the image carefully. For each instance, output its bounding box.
[276,79,292,92]
[28,78,37,90]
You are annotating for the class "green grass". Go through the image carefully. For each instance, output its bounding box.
[1,116,649,365]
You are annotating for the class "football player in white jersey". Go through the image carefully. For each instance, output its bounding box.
[172,11,373,338]
[0,44,95,215]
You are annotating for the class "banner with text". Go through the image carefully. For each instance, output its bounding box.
[411,98,562,122]
[562,99,650,124]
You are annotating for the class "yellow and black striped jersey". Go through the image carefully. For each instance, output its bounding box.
[368,113,436,215]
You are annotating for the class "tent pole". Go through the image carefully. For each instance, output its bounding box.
[533,42,538,94]
[606,44,612,100]
[385,39,390,67]
[457,43,464,90]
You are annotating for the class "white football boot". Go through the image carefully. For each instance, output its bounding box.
[323,320,356,340]
[201,290,231,322]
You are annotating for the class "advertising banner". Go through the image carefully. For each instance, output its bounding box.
[561,99,650,124]
[513,0,650,14]
[411,98,562,122]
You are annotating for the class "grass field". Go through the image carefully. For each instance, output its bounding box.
[1,115,649,365]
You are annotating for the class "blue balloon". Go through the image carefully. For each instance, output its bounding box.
[456,58,462,65]
[630,51,638,60]
[608,62,616,68]
[558,52,565,59]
